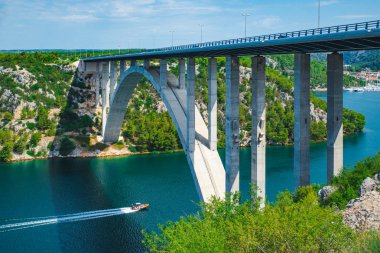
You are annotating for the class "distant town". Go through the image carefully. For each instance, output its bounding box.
[344,66,380,91]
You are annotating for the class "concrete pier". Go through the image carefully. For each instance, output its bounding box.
[187,58,196,153]
[225,56,240,193]
[101,62,110,135]
[294,53,311,188]
[179,59,186,89]
[251,56,266,203]
[160,59,167,90]
[208,58,217,151]
[120,60,126,76]
[144,59,150,69]
[327,53,343,182]
[109,61,117,103]
[95,62,100,107]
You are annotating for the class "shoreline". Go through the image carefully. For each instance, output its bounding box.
[3,133,361,164]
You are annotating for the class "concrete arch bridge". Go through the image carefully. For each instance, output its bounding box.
[80,19,380,203]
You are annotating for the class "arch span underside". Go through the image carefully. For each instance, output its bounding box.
[103,66,225,201]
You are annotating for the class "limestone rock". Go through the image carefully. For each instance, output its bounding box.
[358,177,379,196]
[318,185,337,201]
[344,191,380,230]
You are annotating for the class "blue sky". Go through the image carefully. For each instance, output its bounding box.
[0,0,379,50]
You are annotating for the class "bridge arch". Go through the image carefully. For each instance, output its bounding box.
[103,66,185,145]
[103,65,225,201]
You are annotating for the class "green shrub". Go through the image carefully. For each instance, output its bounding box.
[29,131,42,147]
[14,134,28,154]
[0,142,14,162]
[324,153,380,209]
[26,122,36,130]
[143,188,355,252]
[59,137,76,156]
[3,112,13,123]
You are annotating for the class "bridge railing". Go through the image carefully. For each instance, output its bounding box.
[146,20,380,53]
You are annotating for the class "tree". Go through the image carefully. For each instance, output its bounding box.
[29,131,42,147]
[59,137,76,156]
[3,112,13,123]
[0,142,14,162]
[143,187,356,252]
[36,107,52,130]
[14,134,28,154]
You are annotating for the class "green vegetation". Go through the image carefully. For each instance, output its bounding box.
[0,142,14,162]
[143,186,356,252]
[323,153,380,209]
[0,53,73,110]
[59,137,76,156]
[0,52,368,161]
[144,153,380,252]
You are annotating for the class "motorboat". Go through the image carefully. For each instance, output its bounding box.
[132,203,149,211]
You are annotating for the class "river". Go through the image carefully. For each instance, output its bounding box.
[0,91,379,252]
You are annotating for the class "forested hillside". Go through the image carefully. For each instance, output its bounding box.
[0,52,366,161]
[313,50,380,71]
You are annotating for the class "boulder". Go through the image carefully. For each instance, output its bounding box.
[318,185,337,201]
[358,177,379,196]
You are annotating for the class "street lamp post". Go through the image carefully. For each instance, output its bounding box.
[241,12,250,37]
[199,24,204,43]
[169,31,175,47]
[318,0,321,28]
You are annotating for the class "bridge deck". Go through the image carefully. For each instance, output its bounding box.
[84,20,380,62]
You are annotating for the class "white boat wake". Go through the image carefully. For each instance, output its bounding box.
[0,207,138,233]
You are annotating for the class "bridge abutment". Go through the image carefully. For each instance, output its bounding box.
[327,53,344,182]
[294,53,311,188]
[225,56,240,193]
[251,56,266,205]
[208,58,217,151]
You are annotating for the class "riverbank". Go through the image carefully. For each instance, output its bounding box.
[312,85,380,92]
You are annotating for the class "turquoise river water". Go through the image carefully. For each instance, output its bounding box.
[0,91,379,252]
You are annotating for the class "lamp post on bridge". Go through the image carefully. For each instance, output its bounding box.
[241,12,250,37]
[318,0,321,28]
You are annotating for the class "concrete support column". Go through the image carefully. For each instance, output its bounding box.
[120,60,126,76]
[179,58,186,89]
[208,57,217,151]
[225,56,240,193]
[144,59,150,69]
[160,59,167,90]
[95,62,100,107]
[187,58,196,153]
[327,53,344,182]
[101,62,110,136]
[294,53,311,188]
[109,61,117,104]
[251,56,266,204]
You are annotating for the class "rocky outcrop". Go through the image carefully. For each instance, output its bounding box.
[318,185,337,201]
[0,66,37,88]
[343,174,380,230]
[343,191,380,230]
[358,177,379,196]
